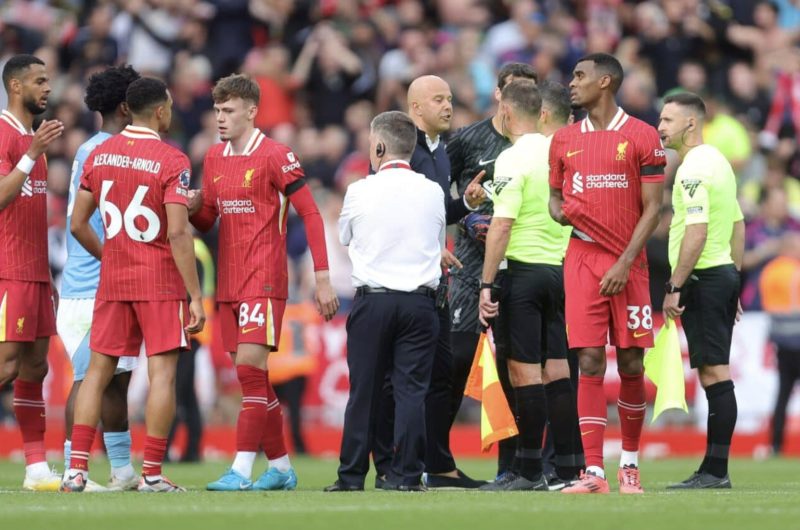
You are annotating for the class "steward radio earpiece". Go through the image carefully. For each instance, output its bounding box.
[376,142,385,157]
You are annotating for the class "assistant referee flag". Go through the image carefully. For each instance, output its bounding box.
[464,332,518,452]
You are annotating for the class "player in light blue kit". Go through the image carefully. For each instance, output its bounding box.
[58,65,141,492]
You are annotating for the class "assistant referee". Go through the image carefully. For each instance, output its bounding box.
[658,92,745,489]
[478,79,577,491]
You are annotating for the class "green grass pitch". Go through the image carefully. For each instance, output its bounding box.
[0,457,797,530]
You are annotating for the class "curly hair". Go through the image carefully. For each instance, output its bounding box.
[84,65,140,116]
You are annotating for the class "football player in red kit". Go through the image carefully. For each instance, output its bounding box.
[0,54,64,491]
[189,74,338,491]
[63,77,205,493]
[549,54,666,494]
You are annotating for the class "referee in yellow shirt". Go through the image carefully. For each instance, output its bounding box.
[478,79,577,491]
[658,92,745,489]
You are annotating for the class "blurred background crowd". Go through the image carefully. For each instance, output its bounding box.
[1,0,799,456]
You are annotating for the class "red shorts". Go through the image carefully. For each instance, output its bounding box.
[0,280,56,342]
[218,298,286,353]
[564,239,654,349]
[90,299,190,357]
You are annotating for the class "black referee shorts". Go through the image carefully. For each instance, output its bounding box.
[499,260,567,365]
[679,264,740,369]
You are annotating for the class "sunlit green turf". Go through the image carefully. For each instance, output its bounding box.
[0,457,797,530]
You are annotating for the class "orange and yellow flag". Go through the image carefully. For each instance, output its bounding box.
[464,332,518,452]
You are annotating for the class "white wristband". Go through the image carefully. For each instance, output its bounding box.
[15,154,35,175]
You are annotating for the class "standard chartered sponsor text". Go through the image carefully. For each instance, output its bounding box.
[221,199,256,214]
[93,153,162,174]
[586,173,628,189]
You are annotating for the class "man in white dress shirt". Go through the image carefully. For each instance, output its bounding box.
[325,111,445,492]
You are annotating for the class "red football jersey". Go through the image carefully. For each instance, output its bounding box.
[549,108,666,265]
[80,125,191,301]
[0,110,50,282]
[197,130,304,302]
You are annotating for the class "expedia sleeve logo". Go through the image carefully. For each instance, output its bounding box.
[282,151,301,173]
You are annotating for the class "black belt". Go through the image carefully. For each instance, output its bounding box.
[355,286,436,298]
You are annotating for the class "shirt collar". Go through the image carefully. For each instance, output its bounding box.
[580,107,629,133]
[1,109,33,135]
[425,134,440,152]
[121,125,161,140]
[377,159,412,172]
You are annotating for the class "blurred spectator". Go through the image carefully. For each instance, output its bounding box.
[112,0,185,77]
[702,96,752,174]
[760,232,800,455]
[69,3,118,73]
[726,61,771,129]
[619,66,659,125]
[292,23,363,127]
[245,44,299,131]
[742,187,800,310]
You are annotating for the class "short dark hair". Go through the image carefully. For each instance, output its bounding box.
[371,111,417,158]
[497,62,538,89]
[84,65,140,116]
[663,91,707,120]
[538,80,571,124]
[577,53,624,93]
[500,79,541,118]
[2,54,45,90]
[212,74,260,106]
[126,77,168,115]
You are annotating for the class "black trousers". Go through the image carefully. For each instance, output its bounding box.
[337,291,439,487]
[772,345,800,454]
[374,305,455,476]
[167,342,203,461]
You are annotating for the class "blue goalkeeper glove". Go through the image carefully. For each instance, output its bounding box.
[461,212,491,244]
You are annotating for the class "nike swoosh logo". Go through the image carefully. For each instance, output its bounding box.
[40,413,46,418]
[241,327,259,334]
[477,158,496,166]
[239,483,250,490]
[633,331,651,338]
[580,430,594,436]
[626,416,644,421]
[213,175,224,182]
[566,150,583,158]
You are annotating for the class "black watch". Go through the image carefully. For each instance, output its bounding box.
[480,282,494,290]
[665,281,682,294]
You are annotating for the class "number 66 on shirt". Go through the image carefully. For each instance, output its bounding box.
[74,124,203,357]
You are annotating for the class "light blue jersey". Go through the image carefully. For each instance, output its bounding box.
[61,131,110,299]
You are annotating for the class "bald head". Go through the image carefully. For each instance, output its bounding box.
[407,75,453,139]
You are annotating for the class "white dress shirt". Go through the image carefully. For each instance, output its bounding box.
[339,160,445,291]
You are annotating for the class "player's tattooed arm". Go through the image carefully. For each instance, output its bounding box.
[599,181,663,296]
[0,119,63,210]
[548,187,570,226]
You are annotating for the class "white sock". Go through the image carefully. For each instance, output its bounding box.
[26,461,51,479]
[231,451,257,478]
[620,450,639,468]
[112,463,136,480]
[586,465,605,479]
[144,473,162,481]
[269,454,291,473]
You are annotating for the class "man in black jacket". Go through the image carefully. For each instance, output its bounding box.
[373,75,487,489]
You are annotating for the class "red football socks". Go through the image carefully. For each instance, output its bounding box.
[142,436,168,476]
[236,365,269,452]
[262,371,287,459]
[69,424,97,471]
[577,374,607,469]
[618,372,646,453]
[13,380,46,465]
